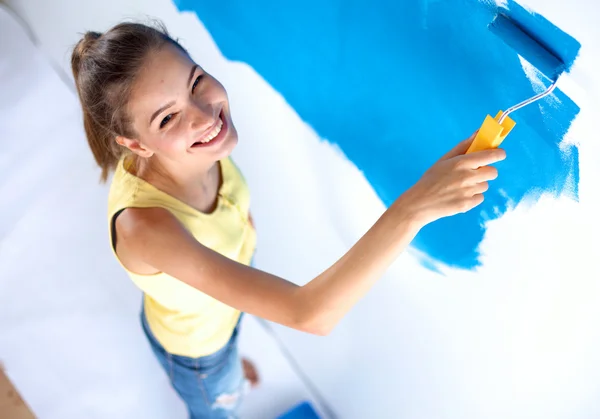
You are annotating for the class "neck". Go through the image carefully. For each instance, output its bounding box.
[137,156,217,195]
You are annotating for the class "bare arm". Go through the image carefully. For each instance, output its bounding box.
[116,197,419,335]
[116,135,506,335]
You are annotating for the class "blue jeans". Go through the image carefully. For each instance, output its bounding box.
[140,307,248,418]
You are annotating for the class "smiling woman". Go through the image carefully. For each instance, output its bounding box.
[71,19,504,418]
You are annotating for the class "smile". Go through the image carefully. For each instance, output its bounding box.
[191,110,227,148]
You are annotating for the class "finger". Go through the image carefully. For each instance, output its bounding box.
[460,194,485,213]
[440,131,478,161]
[458,147,506,169]
[469,181,489,195]
[472,166,498,182]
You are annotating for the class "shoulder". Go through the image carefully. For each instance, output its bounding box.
[113,207,197,274]
[115,206,181,243]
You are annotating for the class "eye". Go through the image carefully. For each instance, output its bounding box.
[160,114,173,128]
[191,74,204,93]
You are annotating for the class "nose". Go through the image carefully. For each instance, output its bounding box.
[189,102,218,133]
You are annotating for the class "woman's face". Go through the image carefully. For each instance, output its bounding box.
[121,43,238,169]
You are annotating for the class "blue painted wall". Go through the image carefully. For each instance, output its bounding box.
[174,0,580,270]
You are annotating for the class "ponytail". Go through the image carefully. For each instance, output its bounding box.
[81,107,123,181]
[71,31,118,181]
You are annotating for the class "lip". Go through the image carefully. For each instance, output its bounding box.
[190,109,228,149]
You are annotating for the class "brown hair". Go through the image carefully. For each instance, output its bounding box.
[71,21,187,181]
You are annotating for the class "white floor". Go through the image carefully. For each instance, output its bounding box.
[2,1,600,418]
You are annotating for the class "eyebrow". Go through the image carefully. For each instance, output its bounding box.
[149,100,175,126]
[149,64,200,126]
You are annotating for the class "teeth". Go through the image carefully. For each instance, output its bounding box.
[199,118,223,143]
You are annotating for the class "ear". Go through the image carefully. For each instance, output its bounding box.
[115,136,154,158]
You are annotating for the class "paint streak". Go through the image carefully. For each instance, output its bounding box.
[173,0,580,269]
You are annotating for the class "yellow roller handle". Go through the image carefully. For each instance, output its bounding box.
[466,111,517,154]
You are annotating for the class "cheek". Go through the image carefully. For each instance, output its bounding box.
[153,127,189,154]
[166,131,189,153]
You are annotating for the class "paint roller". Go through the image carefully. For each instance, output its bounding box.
[466,13,567,154]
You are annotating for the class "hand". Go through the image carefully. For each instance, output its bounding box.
[398,132,506,227]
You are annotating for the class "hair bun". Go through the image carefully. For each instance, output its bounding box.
[71,31,102,78]
[76,31,102,56]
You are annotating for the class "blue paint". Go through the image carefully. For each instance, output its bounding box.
[277,401,320,419]
[173,0,580,269]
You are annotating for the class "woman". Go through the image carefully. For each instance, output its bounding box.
[71,21,505,419]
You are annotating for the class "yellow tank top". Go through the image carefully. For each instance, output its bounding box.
[107,155,256,357]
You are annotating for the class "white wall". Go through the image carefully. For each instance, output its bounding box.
[4,0,600,418]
